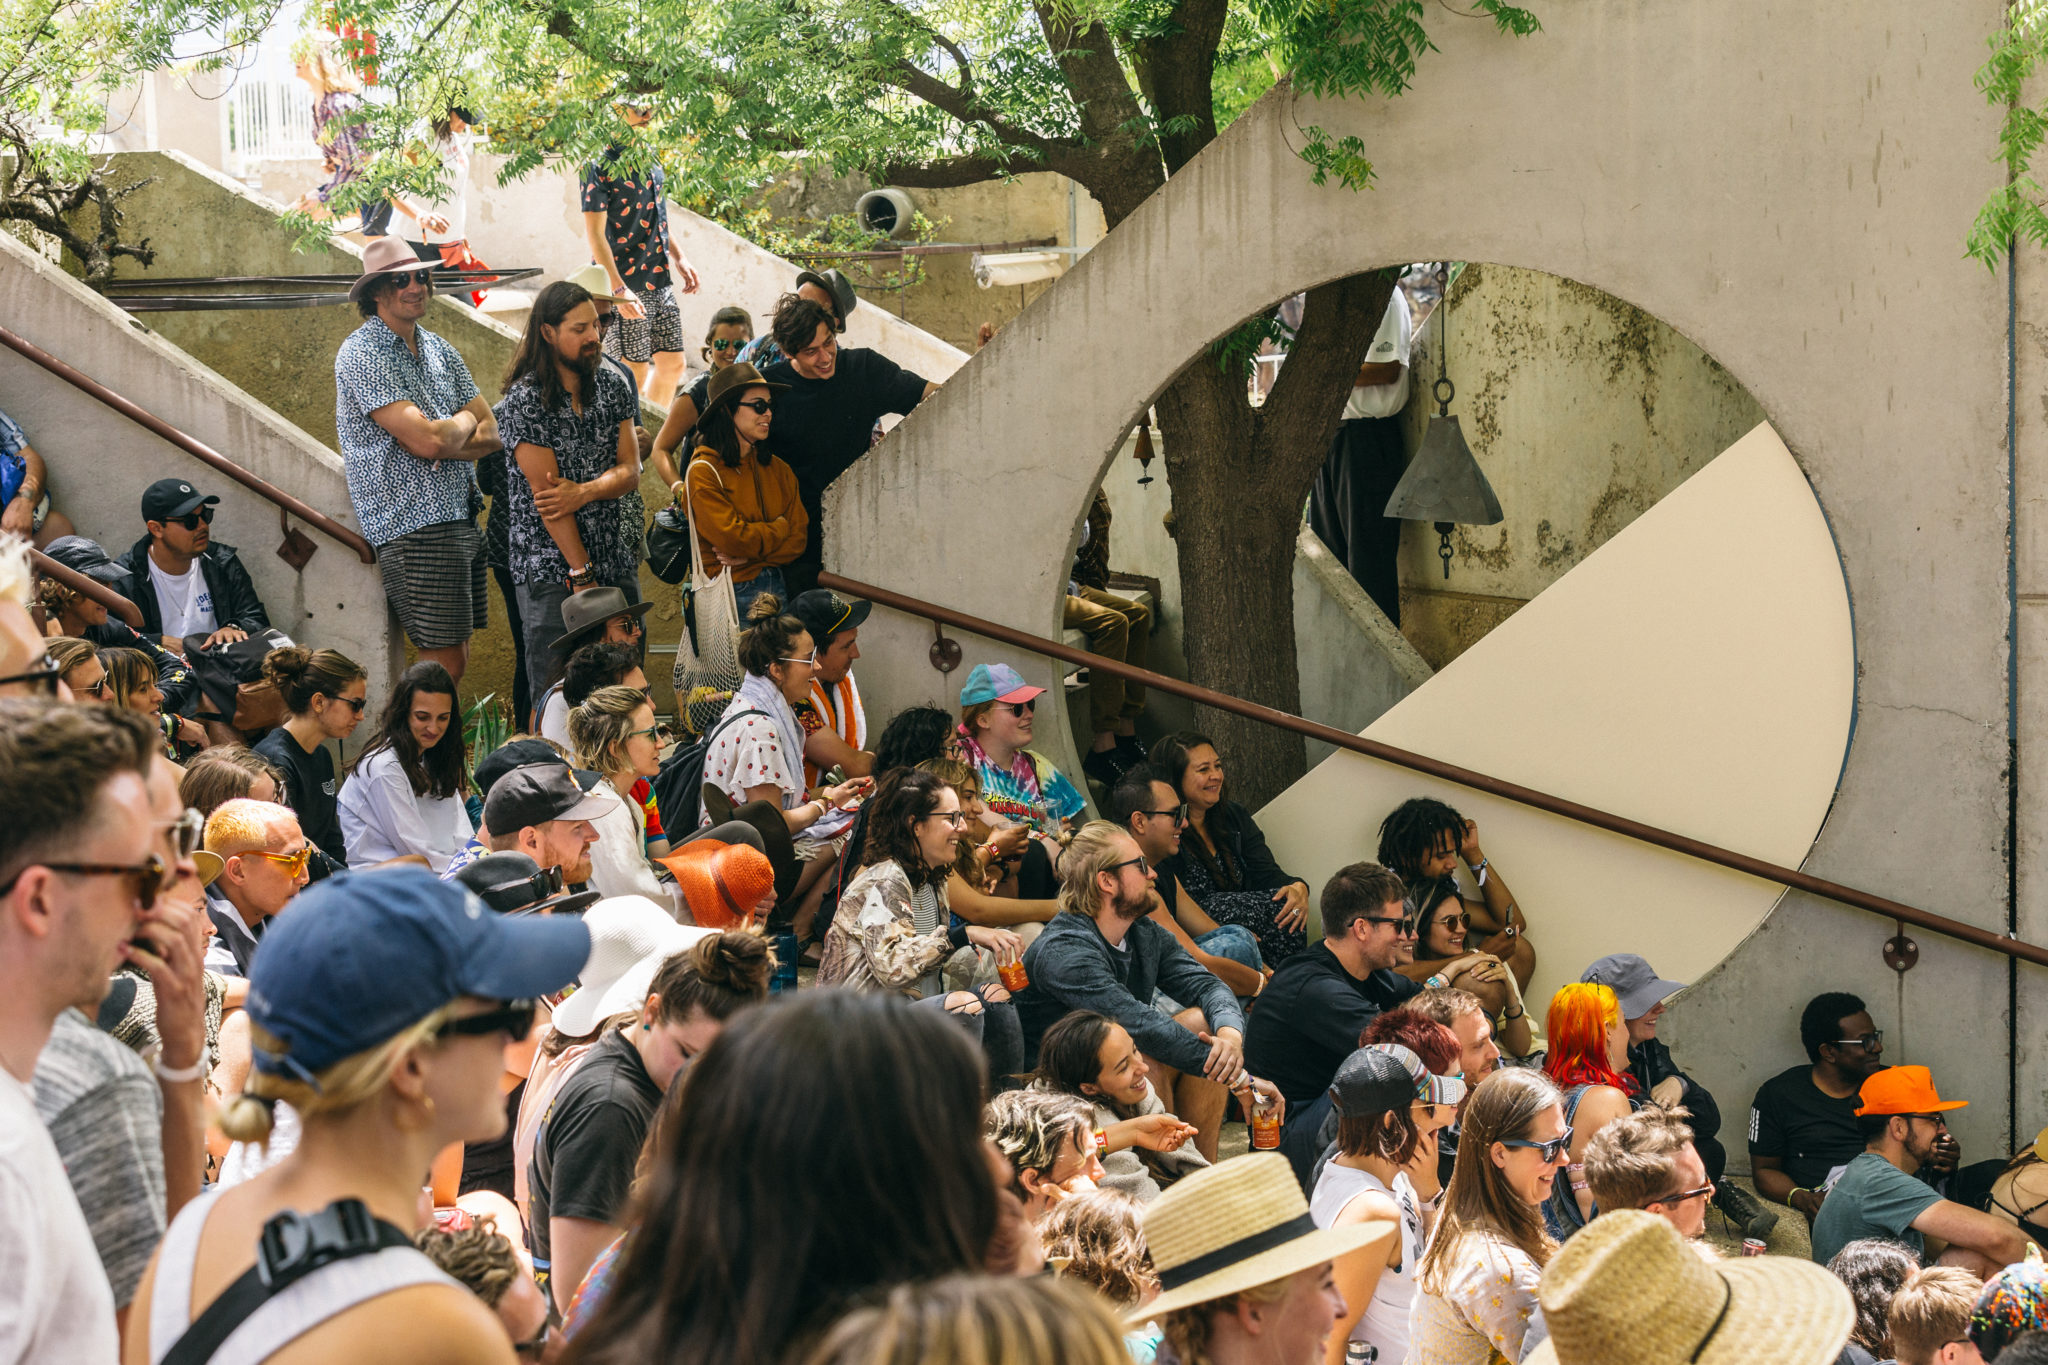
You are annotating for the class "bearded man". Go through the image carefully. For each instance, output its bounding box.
[494,279,647,708]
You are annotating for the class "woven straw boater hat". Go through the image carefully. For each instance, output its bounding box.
[1524,1210,1853,1365]
[1131,1153,1395,1322]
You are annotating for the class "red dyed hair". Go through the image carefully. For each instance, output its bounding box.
[1543,982,1639,1096]
[1362,1008,1462,1076]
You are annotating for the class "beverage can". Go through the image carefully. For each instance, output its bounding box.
[1741,1238,1767,1257]
[1250,1100,1281,1150]
[998,960,1029,992]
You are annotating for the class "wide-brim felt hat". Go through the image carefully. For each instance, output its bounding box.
[565,263,636,304]
[349,235,437,303]
[701,361,789,419]
[1523,1210,1853,1365]
[549,895,713,1036]
[550,586,655,655]
[1130,1153,1395,1321]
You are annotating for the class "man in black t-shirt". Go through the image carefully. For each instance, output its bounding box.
[527,1025,662,1311]
[1749,990,1892,1224]
[759,297,937,594]
[1242,862,1419,1188]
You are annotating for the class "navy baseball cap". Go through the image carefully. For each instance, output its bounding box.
[245,867,591,1082]
[141,478,219,523]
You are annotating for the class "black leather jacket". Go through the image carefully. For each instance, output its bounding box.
[117,535,271,642]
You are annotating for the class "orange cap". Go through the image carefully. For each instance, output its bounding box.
[659,840,776,929]
[1854,1065,1969,1116]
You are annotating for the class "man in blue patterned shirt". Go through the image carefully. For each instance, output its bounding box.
[335,237,502,684]
[494,280,646,709]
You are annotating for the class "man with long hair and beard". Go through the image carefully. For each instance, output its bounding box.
[495,279,648,711]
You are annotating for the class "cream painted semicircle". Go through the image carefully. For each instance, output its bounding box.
[1258,421,1855,1004]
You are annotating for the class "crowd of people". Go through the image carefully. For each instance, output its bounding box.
[8,142,2048,1365]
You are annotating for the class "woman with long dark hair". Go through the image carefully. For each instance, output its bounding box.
[496,277,645,711]
[561,990,1002,1365]
[684,361,805,618]
[1398,873,1534,1057]
[1150,731,1311,967]
[338,660,472,867]
[1538,982,1639,1242]
[1411,1068,1568,1365]
[818,768,1025,1081]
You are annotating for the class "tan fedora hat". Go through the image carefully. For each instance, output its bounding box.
[348,235,437,303]
[565,263,635,304]
[1131,1153,1395,1322]
[1523,1210,1853,1365]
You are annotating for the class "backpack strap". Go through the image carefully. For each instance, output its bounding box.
[159,1199,429,1365]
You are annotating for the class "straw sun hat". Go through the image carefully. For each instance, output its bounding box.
[1523,1210,1853,1365]
[1133,1153,1394,1321]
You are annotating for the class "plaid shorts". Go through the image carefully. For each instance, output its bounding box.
[377,518,489,649]
[602,285,683,363]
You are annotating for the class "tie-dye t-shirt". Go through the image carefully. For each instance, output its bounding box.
[960,729,1085,835]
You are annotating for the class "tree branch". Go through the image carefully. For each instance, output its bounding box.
[877,152,1027,189]
[882,59,1066,160]
[1257,271,1395,491]
[1128,0,1230,174]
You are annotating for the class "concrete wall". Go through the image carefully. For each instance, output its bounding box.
[0,228,397,704]
[1396,263,1767,668]
[828,0,2027,1166]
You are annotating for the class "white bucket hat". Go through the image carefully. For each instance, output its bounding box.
[549,896,713,1037]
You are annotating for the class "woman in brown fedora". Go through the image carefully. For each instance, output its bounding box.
[1134,1153,1394,1365]
[1412,1068,1570,1365]
[685,361,807,619]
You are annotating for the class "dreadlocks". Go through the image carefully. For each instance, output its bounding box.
[1375,797,1466,879]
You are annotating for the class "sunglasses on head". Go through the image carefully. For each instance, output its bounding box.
[1500,1125,1575,1163]
[0,853,169,909]
[436,998,538,1043]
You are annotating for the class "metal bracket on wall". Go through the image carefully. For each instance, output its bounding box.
[276,507,317,571]
[1884,921,1919,973]
[929,619,962,673]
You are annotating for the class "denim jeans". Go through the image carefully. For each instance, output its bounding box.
[732,566,788,619]
[515,571,641,709]
[1195,924,1263,973]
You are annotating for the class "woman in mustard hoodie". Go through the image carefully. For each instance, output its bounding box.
[686,362,808,618]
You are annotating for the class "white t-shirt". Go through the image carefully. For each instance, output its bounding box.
[1342,287,1415,421]
[1311,1163,1424,1364]
[0,1066,120,1363]
[391,131,473,245]
[146,556,217,639]
[336,745,476,868]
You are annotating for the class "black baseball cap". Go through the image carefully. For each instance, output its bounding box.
[41,535,131,588]
[789,589,871,647]
[141,478,219,523]
[246,867,590,1080]
[481,763,617,838]
[474,738,566,797]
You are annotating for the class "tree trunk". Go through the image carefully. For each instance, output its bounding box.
[1153,270,1395,807]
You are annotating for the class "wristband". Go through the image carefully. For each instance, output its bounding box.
[154,1054,206,1084]
[1502,1005,1525,1021]
[1425,973,1449,990]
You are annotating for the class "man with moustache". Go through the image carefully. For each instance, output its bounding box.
[336,237,503,685]
[495,279,647,708]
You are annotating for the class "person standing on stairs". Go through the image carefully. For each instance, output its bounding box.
[1064,489,1151,792]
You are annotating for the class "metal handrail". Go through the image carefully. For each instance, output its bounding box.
[27,549,145,630]
[819,570,2048,971]
[0,325,377,564]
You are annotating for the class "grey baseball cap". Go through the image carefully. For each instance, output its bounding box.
[1580,953,1686,1019]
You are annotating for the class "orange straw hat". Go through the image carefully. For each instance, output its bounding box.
[1854,1066,1970,1117]
[660,840,776,928]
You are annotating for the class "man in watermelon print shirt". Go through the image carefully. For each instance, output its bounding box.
[579,104,702,404]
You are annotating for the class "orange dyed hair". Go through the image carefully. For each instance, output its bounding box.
[1543,982,1638,1097]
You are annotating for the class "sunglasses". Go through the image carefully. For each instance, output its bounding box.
[332,695,368,714]
[251,846,315,877]
[1361,913,1416,935]
[1501,1125,1576,1163]
[395,268,436,289]
[597,310,620,330]
[168,506,215,531]
[486,863,568,913]
[709,337,748,351]
[734,398,774,415]
[76,673,109,699]
[0,852,169,909]
[1650,1183,1715,1206]
[1136,804,1188,826]
[0,657,63,696]
[435,998,538,1043]
[1105,855,1149,877]
[628,723,675,746]
[779,653,817,668]
[161,808,204,860]
[1001,700,1036,716]
[1832,1031,1884,1051]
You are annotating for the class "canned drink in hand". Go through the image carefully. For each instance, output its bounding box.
[1250,1097,1281,1150]
[998,959,1029,992]
[1741,1238,1767,1257]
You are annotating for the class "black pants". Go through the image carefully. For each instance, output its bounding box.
[489,563,531,730]
[1307,415,1407,625]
